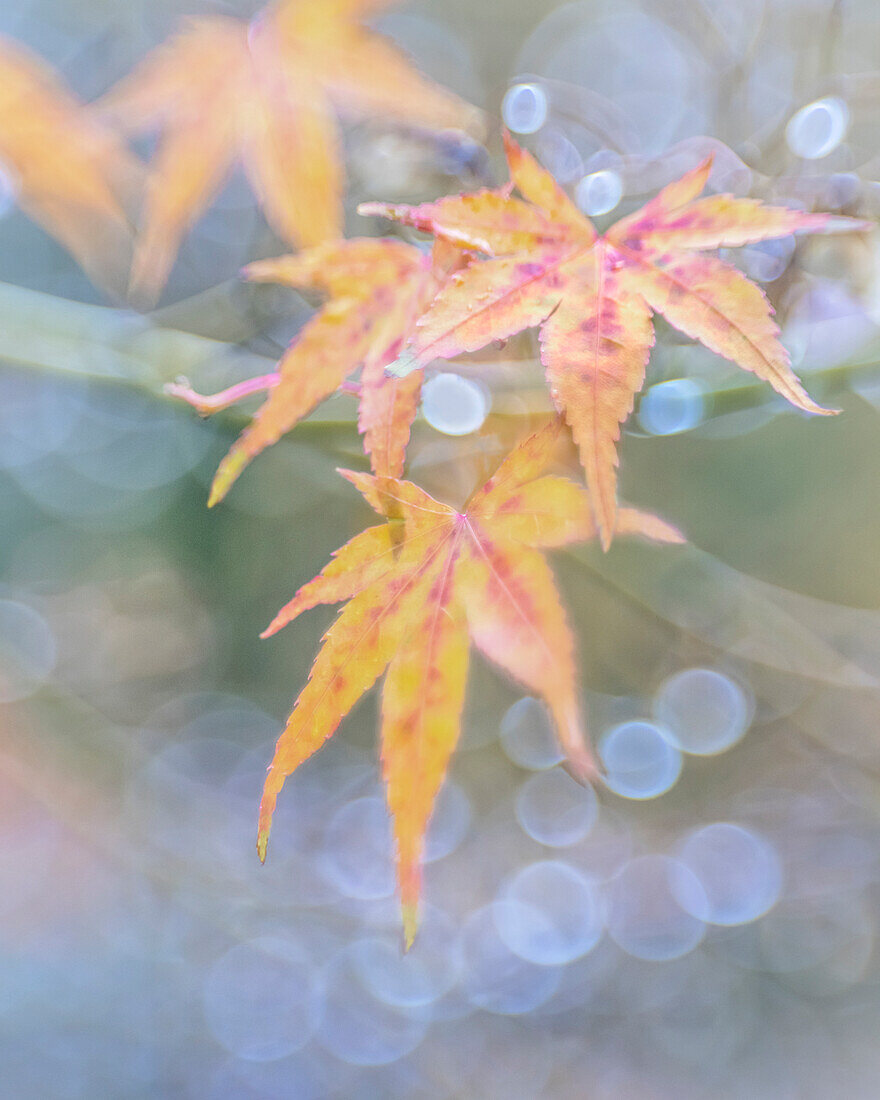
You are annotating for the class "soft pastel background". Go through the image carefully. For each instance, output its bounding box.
[3,0,880,1096]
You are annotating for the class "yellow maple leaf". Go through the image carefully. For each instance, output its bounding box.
[257,419,684,946]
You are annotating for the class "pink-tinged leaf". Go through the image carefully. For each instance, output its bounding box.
[615,196,832,251]
[611,157,714,240]
[340,468,456,521]
[257,426,684,941]
[245,236,423,296]
[467,417,563,513]
[366,135,870,546]
[410,251,574,362]
[207,305,371,506]
[359,359,424,480]
[457,526,595,782]
[261,523,396,638]
[476,474,685,549]
[380,542,467,947]
[622,250,835,415]
[173,238,437,505]
[258,523,453,862]
[540,247,655,548]
[359,190,565,255]
[502,130,595,241]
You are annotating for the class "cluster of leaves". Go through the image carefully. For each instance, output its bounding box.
[226,140,864,939]
[364,136,870,546]
[0,0,870,943]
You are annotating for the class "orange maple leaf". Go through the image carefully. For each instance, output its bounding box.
[361,133,872,549]
[168,237,461,504]
[256,419,684,946]
[0,36,137,293]
[97,0,482,303]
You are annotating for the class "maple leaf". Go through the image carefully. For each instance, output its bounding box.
[0,36,137,293]
[168,237,460,504]
[96,0,482,303]
[256,419,684,946]
[361,133,872,550]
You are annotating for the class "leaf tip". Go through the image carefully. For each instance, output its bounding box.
[256,831,268,864]
[615,507,687,545]
[501,128,525,171]
[208,449,250,507]
[799,397,840,417]
[357,201,390,220]
[401,902,419,952]
[822,215,874,235]
[662,523,687,545]
[566,752,601,787]
[257,787,278,864]
[594,493,617,553]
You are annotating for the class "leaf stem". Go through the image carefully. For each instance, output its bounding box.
[165,372,281,414]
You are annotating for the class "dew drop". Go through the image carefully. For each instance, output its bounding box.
[673,823,783,925]
[786,97,849,160]
[319,797,395,900]
[599,720,682,800]
[493,860,604,965]
[637,378,705,436]
[350,908,460,1007]
[315,947,428,1065]
[515,767,598,847]
[460,904,561,1014]
[501,82,548,135]
[607,855,706,961]
[421,372,489,436]
[653,668,753,756]
[575,170,623,217]
[202,937,316,1061]
[500,696,564,771]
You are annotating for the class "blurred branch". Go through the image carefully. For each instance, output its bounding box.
[0,280,272,397]
[0,280,878,431]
